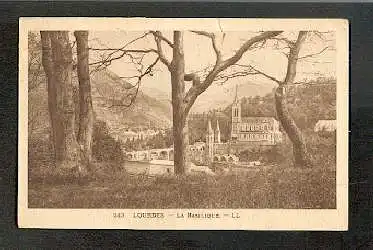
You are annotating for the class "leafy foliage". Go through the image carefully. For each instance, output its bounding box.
[92,120,124,164]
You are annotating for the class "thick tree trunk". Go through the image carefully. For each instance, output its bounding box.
[49,31,79,167]
[74,31,94,173]
[276,31,312,168]
[275,86,312,167]
[40,31,64,164]
[171,31,189,175]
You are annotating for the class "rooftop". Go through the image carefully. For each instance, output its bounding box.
[241,117,276,123]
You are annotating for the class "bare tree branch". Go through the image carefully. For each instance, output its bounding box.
[150,31,173,48]
[88,32,162,109]
[182,31,283,114]
[184,72,201,86]
[107,56,160,108]
[191,31,222,64]
[89,49,157,67]
[283,31,307,85]
[88,32,158,72]
[271,37,295,46]
[297,46,330,60]
[152,31,171,69]
[232,64,283,84]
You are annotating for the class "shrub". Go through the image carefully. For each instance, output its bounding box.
[92,120,125,165]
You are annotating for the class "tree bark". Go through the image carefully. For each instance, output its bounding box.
[40,31,64,164]
[49,31,79,167]
[170,31,189,175]
[74,31,94,173]
[275,86,312,167]
[276,31,312,168]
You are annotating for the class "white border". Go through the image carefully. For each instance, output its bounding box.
[18,18,349,230]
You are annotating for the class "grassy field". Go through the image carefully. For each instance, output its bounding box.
[28,163,336,209]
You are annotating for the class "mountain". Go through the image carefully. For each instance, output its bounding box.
[141,85,171,102]
[140,80,276,114]
[90,69,172,135]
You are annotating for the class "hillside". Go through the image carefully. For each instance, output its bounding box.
[90,69,172,133]
[28,67,172,144]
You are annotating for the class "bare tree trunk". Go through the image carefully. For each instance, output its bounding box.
[275,86,312,167]
[40,31,64,164]
[276,31,312,168]
[74,31,94,173]
[171,31,189,175]
[49,31,79,167]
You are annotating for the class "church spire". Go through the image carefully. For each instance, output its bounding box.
[233,84,239,103]
[207,119,213,134]
[215,119,221,143]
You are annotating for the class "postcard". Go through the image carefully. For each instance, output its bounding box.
[18,18,348,230]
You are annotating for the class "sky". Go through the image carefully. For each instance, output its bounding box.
[88,30,336,111]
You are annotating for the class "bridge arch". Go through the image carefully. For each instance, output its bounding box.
[159,150,169,160]
[126,153,134,160]
[220,155,227,162]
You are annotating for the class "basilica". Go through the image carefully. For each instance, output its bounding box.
[199,86,283,163]
[230,86,283,144]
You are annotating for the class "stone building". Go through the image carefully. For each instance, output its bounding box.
[231,85,282,145]
[190,85,283,164]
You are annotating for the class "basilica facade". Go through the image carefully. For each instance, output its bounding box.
[230,86,283,145]
[190,86,283,164]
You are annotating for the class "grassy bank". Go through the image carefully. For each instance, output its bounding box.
[28,164,336,209]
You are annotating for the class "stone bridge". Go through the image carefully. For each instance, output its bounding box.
[125,148,174,161]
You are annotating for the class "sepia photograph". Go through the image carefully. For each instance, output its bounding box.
[18,18,348,230]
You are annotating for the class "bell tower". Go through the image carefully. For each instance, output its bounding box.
[215,119,221,143]
[231,85,241,140]
[206,119,214,163]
